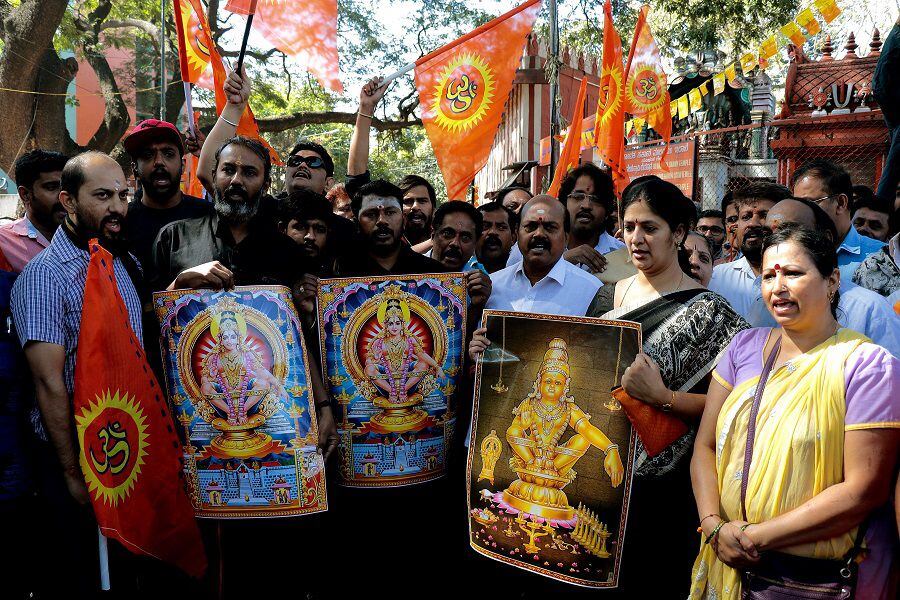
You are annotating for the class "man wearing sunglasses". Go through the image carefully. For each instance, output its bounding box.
[791,159,886,283]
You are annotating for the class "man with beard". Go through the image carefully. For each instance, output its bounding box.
[746,197,899,357]
[850,187,892,242]
[123,120,211,278]
[0,150,69,272]
[399,174,437,246]
[715,191,740,265]
[696,209,726,258]
[487,195,601,316]
[791,159,886,281]
[429,200,483,271]
[476,201,517,273]
[333,179,444,276]
[152,136,309,291]
[278,188,336,274]
[708,181,791,318]
[10,152,141,595]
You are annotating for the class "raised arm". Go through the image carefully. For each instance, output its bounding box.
[197,66,251,192]
[347,77,387,176]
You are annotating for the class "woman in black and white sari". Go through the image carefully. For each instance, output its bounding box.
[585,177,747,597]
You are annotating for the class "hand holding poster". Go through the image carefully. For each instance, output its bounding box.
[467,311,640,587]
[317,274,467,487]
[154,286,326,518]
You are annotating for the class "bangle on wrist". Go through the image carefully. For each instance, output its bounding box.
[704,520,726,545]
[604,443,619,454]
[696,513,721,532]
[358,110,374,120]
[659,389,675,412]
[220,115,238,127]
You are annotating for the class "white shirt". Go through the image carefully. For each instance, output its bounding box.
[486,257,602,316]
[708,255,758,319]
[746,280,900,358]
[506,231,625,269]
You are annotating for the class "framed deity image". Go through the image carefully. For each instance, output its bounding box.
[154,286,326,518]
[467,311,641,587]
[317,273,467,488]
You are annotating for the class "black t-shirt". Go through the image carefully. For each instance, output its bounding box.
[127,194,212,279]
[332,243,447,277]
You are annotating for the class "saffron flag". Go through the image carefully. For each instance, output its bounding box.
[173,0,281,165]
[415,0,541,199]
[712,72,726,95]
[225,0,342,92]
[549,77,589,197]
[592,0,628,194]
[74,241,205,578]
[724,63,737,83]
[760,35,778,60]
[623,5,671,170]
[814,0,841,23]
[796,8,821,35]
[780,22,807,48]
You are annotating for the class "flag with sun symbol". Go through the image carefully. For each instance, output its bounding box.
[593,0,628,195]
[74,241,205,578]
[414,0,541,199]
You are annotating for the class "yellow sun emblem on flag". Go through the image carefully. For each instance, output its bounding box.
[598,64,624,127]
[76,389,149,507]
[625,62,666,115]
[432,52,496,133]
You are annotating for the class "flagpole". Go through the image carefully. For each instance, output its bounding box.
[183,82,197,138]
[98,528,111,591]
[548,0,560,178]
[377,62,416,89]
[235,0,259,75]
[160,0,167,120]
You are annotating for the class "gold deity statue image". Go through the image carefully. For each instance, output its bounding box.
[179,297,287,458]
[503,338,624,521]
[357,286,445,432]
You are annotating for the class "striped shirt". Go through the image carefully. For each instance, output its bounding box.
[11,227,143,397]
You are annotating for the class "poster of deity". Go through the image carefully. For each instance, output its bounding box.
[467,311,640,587]
[317,274,467,488]
[154,286,326,518]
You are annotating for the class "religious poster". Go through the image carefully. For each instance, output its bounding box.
[467,311,640,587]
[154,286,326,518]
[317,274,467,488]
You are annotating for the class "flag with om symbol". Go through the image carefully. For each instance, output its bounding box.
[414,0,541,199]
[74,241,205,577]
[623,5,672,170]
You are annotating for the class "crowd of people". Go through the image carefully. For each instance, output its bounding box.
[1,56,898,600]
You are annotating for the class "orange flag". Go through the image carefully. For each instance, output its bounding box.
[173,0,282,164]
[225,0,342,92]
[548,77,589,197]
[415,0,541,199]
[623,5,672,170]
[74,241,206,578]
[593,0,628,195]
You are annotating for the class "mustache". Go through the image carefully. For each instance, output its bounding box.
[575,209,594,220]
[482,234,502,247]
[443,247,463,259]
[743,226,770,240]
[223,185,249,201]
[527,236,551,250]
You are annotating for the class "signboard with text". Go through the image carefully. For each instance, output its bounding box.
[623,138,696,199]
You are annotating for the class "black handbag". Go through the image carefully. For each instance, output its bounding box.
[739,337,866,600]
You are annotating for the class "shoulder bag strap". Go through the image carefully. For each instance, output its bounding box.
[740,334,782,521]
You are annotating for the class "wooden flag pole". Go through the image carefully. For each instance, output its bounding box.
[235,0,259,75]
[183,82,197,138]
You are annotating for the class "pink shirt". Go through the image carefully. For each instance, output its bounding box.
[0,217,50,273]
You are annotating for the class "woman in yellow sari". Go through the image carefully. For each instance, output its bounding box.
[690,227,900,599]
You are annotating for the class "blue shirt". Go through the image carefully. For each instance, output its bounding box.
[708,256,758,320]
[746,280,899,358]
[838,225,886,282]
[10,228,143,397]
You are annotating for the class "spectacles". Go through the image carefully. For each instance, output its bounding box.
[697,225,725,235]
[568,192,603,204]
[287,155,325,169]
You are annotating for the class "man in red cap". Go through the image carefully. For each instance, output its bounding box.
[123,119,211,278]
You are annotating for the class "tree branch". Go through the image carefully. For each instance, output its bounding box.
[100,18,160,52]
[252,111,422,133]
